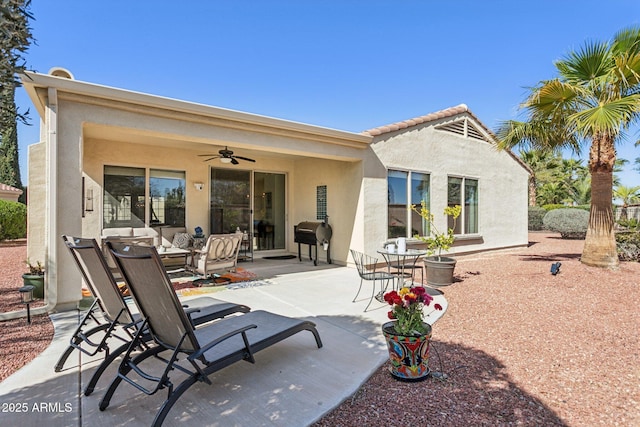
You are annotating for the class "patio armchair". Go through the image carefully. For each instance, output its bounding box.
[190,233,242,278]
[57,236,250,396]
[100,242,323,426]
[350,249,396,311]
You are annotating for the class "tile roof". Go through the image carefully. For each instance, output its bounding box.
[0,183,23,194]
[361,104,471,136]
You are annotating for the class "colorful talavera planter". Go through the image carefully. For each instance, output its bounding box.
[382,321,432,381]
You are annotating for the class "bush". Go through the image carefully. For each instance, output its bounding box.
[542,208,589,239]
[0,199,27,241]
[616,231,640,262]
[528,206,547,230]
[542,204,590,212]
[617,218,640,231]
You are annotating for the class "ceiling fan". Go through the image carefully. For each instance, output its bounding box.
[198,146,256,165]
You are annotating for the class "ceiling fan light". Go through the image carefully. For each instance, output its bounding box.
[220,157,233,164]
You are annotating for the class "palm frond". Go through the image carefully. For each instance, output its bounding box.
[569,94,640,135]
[555,41,612,84]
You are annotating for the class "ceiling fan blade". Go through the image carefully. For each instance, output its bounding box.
[198,154,218,157]
[202,156,220,162]
[233,156,256,162]
[231,158,239,165]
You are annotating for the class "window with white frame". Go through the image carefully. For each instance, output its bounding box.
[447,176,478,234]
[388,170,430,238]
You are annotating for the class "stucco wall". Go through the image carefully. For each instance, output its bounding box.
[363,117,529,257]
[27,142,46,265]
[292,158,362,265]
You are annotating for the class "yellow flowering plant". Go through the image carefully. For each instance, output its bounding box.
[411,201,461,261]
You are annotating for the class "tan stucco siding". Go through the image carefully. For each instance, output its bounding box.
[365,120,529,257]
[292,158,362,265]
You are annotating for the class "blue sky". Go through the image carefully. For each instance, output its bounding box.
[15,0,640,188]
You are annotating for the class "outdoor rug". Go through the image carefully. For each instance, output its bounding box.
[175,279,275,297]
[167,267,273,296]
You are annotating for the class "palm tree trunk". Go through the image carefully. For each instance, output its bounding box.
[581,134,619,268]
[528,176,537,206]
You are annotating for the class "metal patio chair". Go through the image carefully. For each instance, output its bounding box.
[350,249,396,311]
[57,236,250,396]
[99,242,323,427]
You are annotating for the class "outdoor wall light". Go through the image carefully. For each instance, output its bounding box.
[85,188,94,211]
[19,285,35,324]
[194,182,204,191]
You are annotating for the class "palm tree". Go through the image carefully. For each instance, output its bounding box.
[518,149,561,206]
[496,26,640,269]
[556,158,589,205]
[614,184,640,221]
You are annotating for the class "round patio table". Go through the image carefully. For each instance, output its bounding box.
[377,248,427,289]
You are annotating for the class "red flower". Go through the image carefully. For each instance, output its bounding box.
[383,290,399,305]
[413,286,426,296]
[422,292,433,305]
[387,310,396,320]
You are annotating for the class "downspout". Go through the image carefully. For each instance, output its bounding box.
[0,87,58,320]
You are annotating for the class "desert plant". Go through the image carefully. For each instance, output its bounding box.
[616,231,640,262]
[0,199,26,241]
[543,208,589,239]
[528,206,547,230]
[25,259,44,275]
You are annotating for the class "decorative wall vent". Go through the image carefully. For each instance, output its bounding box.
[435,118,488,142]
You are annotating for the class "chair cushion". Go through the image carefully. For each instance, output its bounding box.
[172,232,192,249]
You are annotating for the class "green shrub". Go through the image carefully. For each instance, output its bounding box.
[616,231,640,262]
[528,206,547,230]
[542,204,565,211]
[542,204,590,212]
[0,199,27,241]
[542,208,589,239]
[618,218,640,231]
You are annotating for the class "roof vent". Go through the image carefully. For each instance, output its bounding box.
[48,67,74,79]
[435,118,488,142]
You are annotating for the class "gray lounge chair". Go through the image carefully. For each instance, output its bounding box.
[100,242,323,426]
[57,236,250,396]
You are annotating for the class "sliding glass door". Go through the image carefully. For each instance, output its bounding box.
[210,169,251,235]
[253,172,285,250]
[210,168,286,252]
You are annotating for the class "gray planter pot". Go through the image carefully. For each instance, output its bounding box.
[424,256,456,287]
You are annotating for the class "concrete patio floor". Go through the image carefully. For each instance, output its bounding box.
[0,257,447,426]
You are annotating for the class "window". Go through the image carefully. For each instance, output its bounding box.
[388,170,430,238]
[316,185,327,221]
[447,176,478,234]
[103,166,145,228]
[103,166,185,228]
[150,169,186,227]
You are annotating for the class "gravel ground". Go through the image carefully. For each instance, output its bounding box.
[1,234,639,426]
[313,233,640,427]
[0,241,53,382]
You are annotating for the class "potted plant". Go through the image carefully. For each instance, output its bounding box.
[411,201,461,286]
[23,260,45,299]
[382,286,443,380]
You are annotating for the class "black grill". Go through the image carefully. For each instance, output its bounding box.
[294,218,332,265]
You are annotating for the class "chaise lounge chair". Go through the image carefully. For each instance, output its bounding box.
[57,236,251,396]
[100,242,323,426]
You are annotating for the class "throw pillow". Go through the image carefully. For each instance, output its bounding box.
[172,232,192,249]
